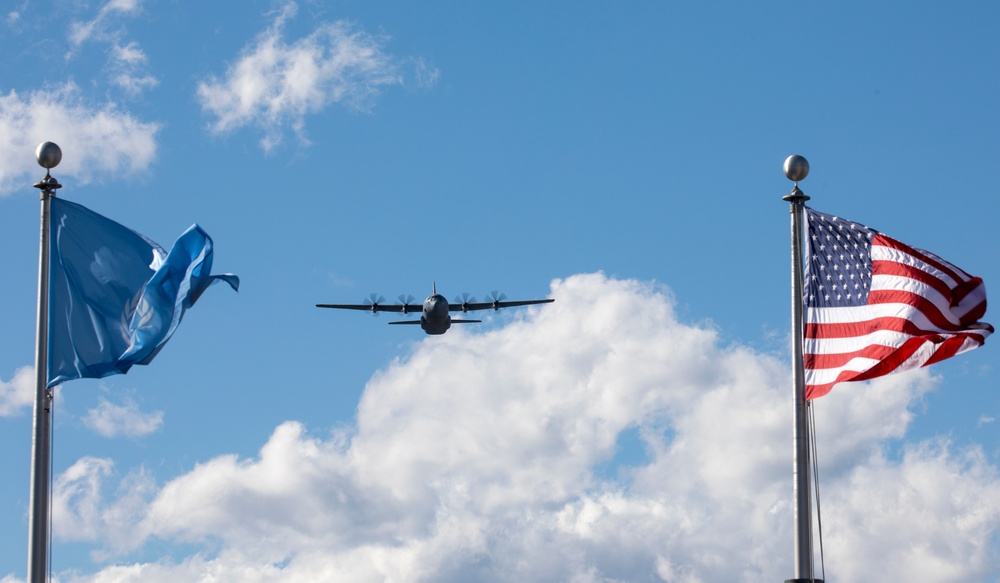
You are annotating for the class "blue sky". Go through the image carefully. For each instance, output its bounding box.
[0,1,998,581]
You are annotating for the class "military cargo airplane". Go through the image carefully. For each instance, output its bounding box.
[316,283,554,335]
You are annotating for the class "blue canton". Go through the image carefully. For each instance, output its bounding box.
[804,208,876,308]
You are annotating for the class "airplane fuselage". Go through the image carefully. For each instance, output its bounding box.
[421,294,451,334]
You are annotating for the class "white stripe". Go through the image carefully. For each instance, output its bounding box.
[804,328,913,354]
[805,336,984,386]
[805,302,962,331]
[805,325,989,355]
[871,243,964,288]
[870,274,963,327]
[805,357,882,385]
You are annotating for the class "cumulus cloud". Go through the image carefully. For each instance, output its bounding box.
[83,395,164,438]
[44,274,1000,582]
[197,1,424,151]
[0,83,159,195]
[0,366,34,416]
[51,457,157,559]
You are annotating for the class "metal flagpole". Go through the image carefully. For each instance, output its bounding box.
[782,155,821,583]
[27,142,62,583]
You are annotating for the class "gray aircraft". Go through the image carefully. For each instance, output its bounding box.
[316,283,554,335]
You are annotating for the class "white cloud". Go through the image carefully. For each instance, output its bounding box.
[51,457,157,559]
[4,1,29,31]
[67,0,143,50]
[66,0,158,97]
[196,1,408,151]
[0,366,34,416]
[820,438,1000,582]
[83,395,164,438]
[0,83,159,195]
[109,41,159,96]
[45,273,1000,582]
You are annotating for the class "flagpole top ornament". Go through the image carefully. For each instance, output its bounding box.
[36,142,61,170]
[782,154,810,202]
[783,155,809,183]
[34,141,62,194]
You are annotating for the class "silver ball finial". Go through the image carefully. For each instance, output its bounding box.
[783,155,809,183]
[35,142,62,170]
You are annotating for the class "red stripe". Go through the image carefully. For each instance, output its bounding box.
[952,280,988,320]
[805,331,986,370]
[961,298,992,329]
[867,289,965,331]
[805,338,926,400]
[874,234,969,284]
[805,311,975,340]
[842,338,932,382]
[806,383,835,400]
[804,286,974,336]
[873,259,953,300]
[805,344,898,369]
[923,336,969,366]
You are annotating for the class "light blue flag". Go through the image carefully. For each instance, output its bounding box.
[47,197,239,387]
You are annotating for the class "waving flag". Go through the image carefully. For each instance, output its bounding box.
[803,208,992,399]
[47,197,239,387]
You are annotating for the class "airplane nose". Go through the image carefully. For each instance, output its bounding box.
[426,297,446,316]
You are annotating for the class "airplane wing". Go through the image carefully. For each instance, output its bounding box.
[449,298,554,312]
[316,303,421,314]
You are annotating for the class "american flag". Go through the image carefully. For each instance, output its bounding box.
[803,208,992,399]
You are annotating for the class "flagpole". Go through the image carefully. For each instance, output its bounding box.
[782,154,820,583]
[28,142,61,583]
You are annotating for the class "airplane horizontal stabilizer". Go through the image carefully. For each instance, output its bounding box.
[388,321,422,325]
[450,319,482,324]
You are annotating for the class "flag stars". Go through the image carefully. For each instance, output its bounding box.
[806,209,880,308]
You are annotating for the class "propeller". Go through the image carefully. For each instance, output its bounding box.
[398,294,417,315]
[486,290,507,311]
[366,293,386,314]
[454,293,476,313]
